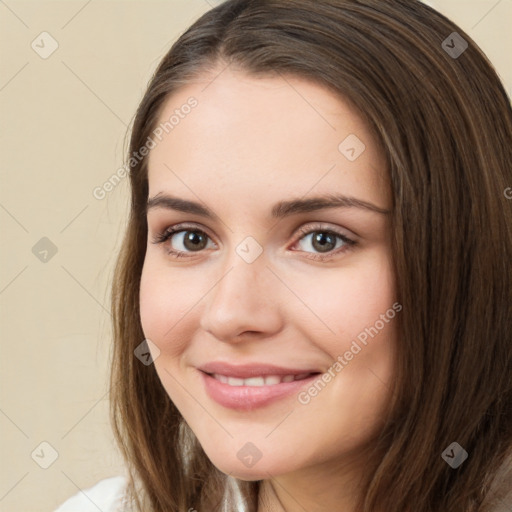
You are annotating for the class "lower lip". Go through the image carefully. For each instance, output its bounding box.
[199,370,319,411]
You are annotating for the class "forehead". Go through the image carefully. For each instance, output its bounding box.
[146,67,390,212]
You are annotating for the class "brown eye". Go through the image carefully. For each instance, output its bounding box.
[291,224,357,261]
[181,230,209,251]
[164,229,213,253]
[152,225,215,258]
[295,229,351,254]
[310,231,338,253]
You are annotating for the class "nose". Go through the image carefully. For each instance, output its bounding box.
[199,255,284,343]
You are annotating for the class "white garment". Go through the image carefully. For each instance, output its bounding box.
[54,476,129,512]
[53,468,512,512]
[53,474,247,512]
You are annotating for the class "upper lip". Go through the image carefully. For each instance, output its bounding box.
[198,361,322,379]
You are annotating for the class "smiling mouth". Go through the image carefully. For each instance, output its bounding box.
[199,369,323,411]
[206,372,320,387]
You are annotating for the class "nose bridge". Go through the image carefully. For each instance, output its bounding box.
[199,247,283,341]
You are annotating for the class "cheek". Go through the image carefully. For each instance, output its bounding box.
[139,261,194,409]
[139,259,189,357]
[300,251,398,408]
[139,261,164,339]
[300,252,396,340]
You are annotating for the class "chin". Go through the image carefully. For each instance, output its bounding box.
[209,456,290,481]
[219,466,269,481]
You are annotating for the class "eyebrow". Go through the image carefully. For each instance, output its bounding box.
[146,193,391,219]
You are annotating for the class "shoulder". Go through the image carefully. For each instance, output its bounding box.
[54,475,129,512]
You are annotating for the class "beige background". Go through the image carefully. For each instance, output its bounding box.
[0,1,510,511]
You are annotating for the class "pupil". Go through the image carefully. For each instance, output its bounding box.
[312,232,335,253]
[184,231,206,251]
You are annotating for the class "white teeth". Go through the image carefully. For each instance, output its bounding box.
[227,377,245,386]
[212,373,312,386]
[244,377,266,386]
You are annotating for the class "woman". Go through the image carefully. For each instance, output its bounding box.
[55,0,512,511]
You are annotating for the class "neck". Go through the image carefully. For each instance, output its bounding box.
[256,457,367,512]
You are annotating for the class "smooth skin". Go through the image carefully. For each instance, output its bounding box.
[140,65,398,512]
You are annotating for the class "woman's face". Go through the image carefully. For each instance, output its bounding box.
[140,66,398,481]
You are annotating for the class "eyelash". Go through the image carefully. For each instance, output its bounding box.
[150,222,357,261]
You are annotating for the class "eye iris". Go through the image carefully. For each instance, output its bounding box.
[312,232,336,253]
[173,230,341,254]
[183,231,207,251]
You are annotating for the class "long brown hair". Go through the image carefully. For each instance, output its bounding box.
[109,1,512,511]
